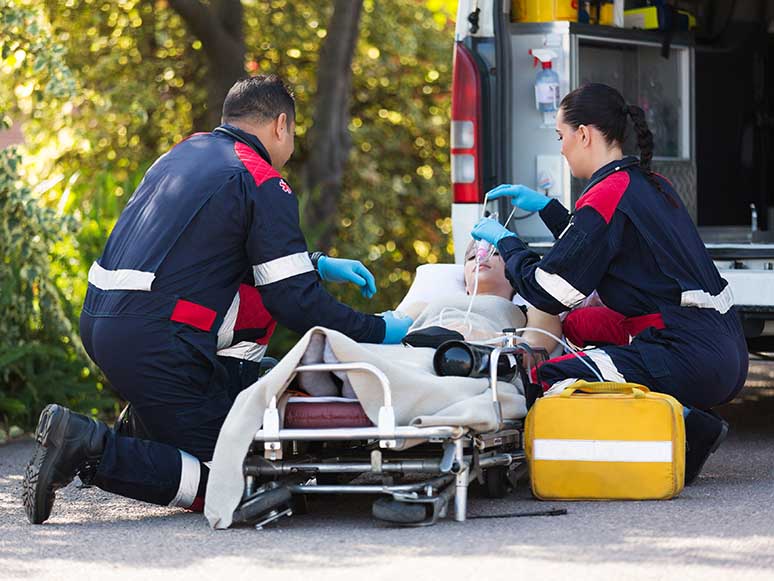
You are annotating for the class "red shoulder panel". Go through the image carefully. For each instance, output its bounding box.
[574,171,630,224]
[234,142,281,187]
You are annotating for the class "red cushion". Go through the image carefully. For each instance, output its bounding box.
[284,401,373,429]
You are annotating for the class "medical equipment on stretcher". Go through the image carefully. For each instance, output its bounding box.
[230,330,546,530]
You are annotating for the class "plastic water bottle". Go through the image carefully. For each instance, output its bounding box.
[535,63,560,113]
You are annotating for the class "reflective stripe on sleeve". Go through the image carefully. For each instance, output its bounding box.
[535,267,587,309]
[168,450,200,508]
[216,291,240,350]
[216,341,267,362]
[253,252,314,286]
[680,285,734,314]
[533,439,673,463]
[88,261,155,291]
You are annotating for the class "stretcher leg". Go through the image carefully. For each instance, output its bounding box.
[453,438,468,522]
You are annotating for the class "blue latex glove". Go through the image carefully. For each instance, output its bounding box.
[471,217,517,246]
[318,256,377,298]
[380,310,413,344]
[487,184,550,212]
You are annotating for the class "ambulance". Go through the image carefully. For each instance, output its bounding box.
[449,0,774,350]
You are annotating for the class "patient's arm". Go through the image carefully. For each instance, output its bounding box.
[521,307,562,353]
[400,301,429,320]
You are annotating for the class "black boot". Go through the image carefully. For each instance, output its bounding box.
[22,404,110,524]
[684,408,729,485]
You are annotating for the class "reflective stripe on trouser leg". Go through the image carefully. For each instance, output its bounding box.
[92,432,189,506]
[585,349,626,383]
[535,350,614,393]
[169,450,201,508]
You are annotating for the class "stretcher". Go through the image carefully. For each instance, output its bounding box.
[231,337,543,529]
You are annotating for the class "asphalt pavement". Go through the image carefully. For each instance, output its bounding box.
[2,360,774,580]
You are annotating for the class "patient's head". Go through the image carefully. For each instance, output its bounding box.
[463,239,515,300]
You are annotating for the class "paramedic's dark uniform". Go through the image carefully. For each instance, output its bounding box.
[499,157,748,408]
[80,125,385,508]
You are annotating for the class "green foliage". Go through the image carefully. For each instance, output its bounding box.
[0,0,117,428]
[2,0,457,403]
[246,0,456,353]
[0,145,115,427]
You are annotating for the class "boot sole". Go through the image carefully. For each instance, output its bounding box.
[22,405,72,524]
[686,419,729,486]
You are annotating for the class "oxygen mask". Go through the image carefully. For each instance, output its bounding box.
[475,240,495,264]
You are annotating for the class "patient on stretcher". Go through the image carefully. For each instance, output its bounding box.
[294,240,560,400]
[399,239,561,352]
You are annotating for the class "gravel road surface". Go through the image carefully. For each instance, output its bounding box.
[2,360,773,580]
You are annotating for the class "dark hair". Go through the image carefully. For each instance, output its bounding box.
[559,83,676,206]
[221,75,295,125]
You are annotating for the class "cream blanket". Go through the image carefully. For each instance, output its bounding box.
[205,326,526,529]
[409,294,527,342]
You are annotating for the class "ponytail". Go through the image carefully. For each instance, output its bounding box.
[625,105,653,171]
[624,103,678,208]
[560,83,679,208]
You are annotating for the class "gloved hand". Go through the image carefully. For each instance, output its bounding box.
[487,184,550,212]
[317,256,377,298]
[380,310,413,344]
[471,217,517,246]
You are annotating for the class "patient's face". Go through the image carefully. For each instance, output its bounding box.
[463,243,514,299]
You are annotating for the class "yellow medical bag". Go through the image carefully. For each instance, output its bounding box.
[525,381,685,500]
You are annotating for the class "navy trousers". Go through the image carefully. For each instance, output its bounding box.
[536,310,748,409]
[80,313,256,506]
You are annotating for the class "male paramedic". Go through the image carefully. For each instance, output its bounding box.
[22,74,413,524]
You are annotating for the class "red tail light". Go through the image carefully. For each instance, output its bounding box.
[451,42,483,204]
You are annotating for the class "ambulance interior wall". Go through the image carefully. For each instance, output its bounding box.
[695,18,773,230]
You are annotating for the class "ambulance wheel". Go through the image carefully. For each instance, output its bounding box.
[483,466,511,499]
[372,497,427,525]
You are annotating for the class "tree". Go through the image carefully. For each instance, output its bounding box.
[168,0,245,129]
[304,0,364,251]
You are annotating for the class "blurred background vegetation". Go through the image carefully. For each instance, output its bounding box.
[0,0,457,434]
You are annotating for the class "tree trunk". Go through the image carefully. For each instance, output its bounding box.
[303,0,364,251]
[168,0,245,130]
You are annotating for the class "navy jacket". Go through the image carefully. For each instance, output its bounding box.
[84,124,384,344]
[498,157,737,334]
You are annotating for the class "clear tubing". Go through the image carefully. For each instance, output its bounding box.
[463,195,500,330]
[479,326,604,383]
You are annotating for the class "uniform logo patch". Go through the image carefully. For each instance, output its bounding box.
[278,179,292,194]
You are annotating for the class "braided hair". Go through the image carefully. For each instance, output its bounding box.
[560,83,677,207]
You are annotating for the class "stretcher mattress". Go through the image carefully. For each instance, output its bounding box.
[284,397,373,428]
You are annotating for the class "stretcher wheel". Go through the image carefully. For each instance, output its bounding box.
[232,484,292,526]
[372,497,427,524]
[483,466,512,499]
[291,494,310,515]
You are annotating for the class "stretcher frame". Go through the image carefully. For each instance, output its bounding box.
[236,345,530,528]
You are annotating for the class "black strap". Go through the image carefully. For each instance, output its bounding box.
[513,343,549,409]
[468,508,568,520]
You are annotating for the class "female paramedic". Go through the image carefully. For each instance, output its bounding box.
[471,83,748,485]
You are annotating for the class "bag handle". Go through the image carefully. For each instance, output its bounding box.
[559,380,650,399]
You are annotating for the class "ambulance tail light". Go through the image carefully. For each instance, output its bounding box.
[451,42,483,204]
